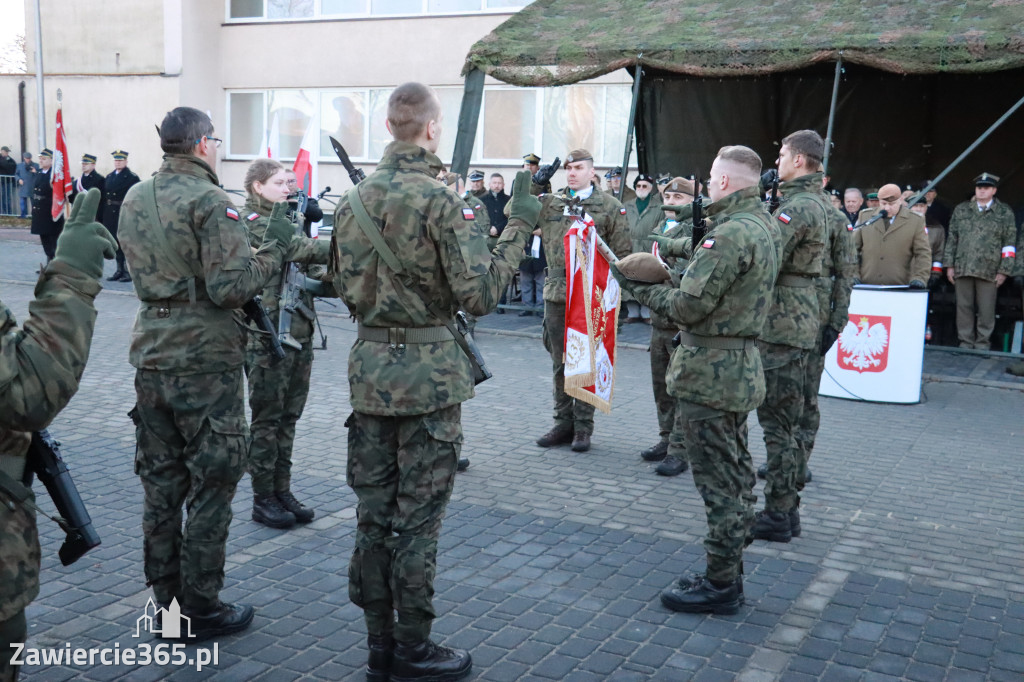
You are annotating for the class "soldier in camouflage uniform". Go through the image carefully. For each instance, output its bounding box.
[615,145,781,614]
[752,131,828,545]
[641,177,697,477]
[534,149,632,453]
[0,189,115,681]
[241,159,331,529]
[119,107,293,641]
[945,173,1017,349]
[330,83,540,682]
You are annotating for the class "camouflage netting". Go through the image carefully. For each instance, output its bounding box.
[463,0,1024,85]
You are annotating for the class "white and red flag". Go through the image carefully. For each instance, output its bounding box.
[292,118,318,196]
[265,112,281,159]
[563,210,621,413]
[52,106,72,220]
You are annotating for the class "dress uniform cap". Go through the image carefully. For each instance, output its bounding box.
[866,191,878,200]
[973,172,999,187]
[656,172,672,186]
[877,184,902,202]
[1,146,9,152]
[467,169,485,181]
[605,166,623,178]
[614,253,671,283]
[563,149,593,167]
[81,153,97,164]
[523,152,541,164]
[112,150,129,160]
[39,148,53,158]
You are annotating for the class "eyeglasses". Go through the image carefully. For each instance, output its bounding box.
[195,136,223,148]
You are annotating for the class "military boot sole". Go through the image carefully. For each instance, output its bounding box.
[252,509,296,529]
[390,660,472,682]
[752,525,792,543]
[660,591,741,615]
[184,604,255,642]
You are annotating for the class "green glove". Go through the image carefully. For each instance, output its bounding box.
[264,201,295,246]
[508,170,542,227]
[53,188,118,280]
[650,234,689,257]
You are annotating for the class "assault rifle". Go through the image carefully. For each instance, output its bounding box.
[242,295,285,360]
[763,168,781,214]
[277,184,334,352]
[24,430,101,566]
[691,170,708,249]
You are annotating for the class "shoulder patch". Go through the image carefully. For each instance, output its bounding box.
[462,207,475,220]
[778,213,792,224]
[619,207,627,215]
[226,207,240,221]
[247,212,259,221]
[702,239,715,249]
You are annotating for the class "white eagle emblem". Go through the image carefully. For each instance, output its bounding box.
[838,315,891,373]
[52,150,65,183]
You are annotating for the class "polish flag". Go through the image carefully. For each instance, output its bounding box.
[52,107,72,220]
[292,119,317,196]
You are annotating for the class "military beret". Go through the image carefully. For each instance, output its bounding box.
[665,177,696,196]
[468,170,485,181]
[830,188,842,197]
[633,173,655,188]
[112,150,129,160]
[81,153,97,163]
[656,173,672,186]
[0,146,9,152]
[523,153,541,164]
[877,184,902,202]
[614,253,671,284]
[39,148,53,158]
[974,172,999,187]
[439,171,458,187]
[564,149,593,166]
[605,166,623,179]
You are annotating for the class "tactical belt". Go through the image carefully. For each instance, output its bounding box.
[777,273,814,288]
[676,329,754,351]
[143,298,218,318]
[357,324,451,345]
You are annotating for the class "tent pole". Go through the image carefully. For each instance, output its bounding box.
[821,52,843,175]
[617,58,643,202]
[907,91,1024,206]
[451,68,485,179]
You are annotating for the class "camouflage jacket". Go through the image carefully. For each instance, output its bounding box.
[821,204,857,332]
[762,172,828,349]
[0,262,101,621]
[330,141,530,416]
[946,198,1017,281]
[625,192,664,252]
[538,185,632,303]
[635,186,782,413]
[242,195,330,346]
[648,212,693,330]
[119,154,289,374]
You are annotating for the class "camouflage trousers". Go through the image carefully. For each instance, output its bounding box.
[345,404,462,643]
[542,301,595,435]
[756,342,807,513]
[0,610,25,681]
[133,369,248,612]
[650,326,685,457]
[676,400,756,583]
[245,341,313,496]
[794,346,826,479]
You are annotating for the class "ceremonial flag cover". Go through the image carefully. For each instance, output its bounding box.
[563,211,620,414]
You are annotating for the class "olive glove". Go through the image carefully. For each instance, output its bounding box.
[264,201,295,246]
[508,170,542,227]
[649,234,690,257]
[53,188,118,280]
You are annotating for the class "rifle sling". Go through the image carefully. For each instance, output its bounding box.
[0,468,70,533]
[346,187,485,375]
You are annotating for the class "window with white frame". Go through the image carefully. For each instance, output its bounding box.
[227,0,530,20]
[226,83,634,167]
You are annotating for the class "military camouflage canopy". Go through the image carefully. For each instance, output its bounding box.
[464,0,1024,86]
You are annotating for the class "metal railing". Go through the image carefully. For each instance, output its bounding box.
[0,176,22,217]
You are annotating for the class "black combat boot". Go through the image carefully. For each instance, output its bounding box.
[536,424,573,448]
[752,510,792,543]
[180,601,255,641]
[655,455,688,476]
[391,639,472,682]
[456,458,470,472]
[640,441,668,462]
[252,494,296,529]
[661,575,742,615]
[366,634,394,682]
[789,508,801,538]
[676,573,744,604]
[277,491,314,523]
[107,267,125,282]
[571,432,591,452]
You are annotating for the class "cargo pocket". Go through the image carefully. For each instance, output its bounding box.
[193,415,249,487]
[418,417,462,500]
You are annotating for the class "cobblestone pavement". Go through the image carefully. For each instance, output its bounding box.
[2,234,1023,681]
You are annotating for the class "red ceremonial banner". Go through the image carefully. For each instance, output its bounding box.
[52,107,72,221]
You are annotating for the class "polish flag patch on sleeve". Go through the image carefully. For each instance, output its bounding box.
[702,239,715,249]
[462,207,475,220]
[778,213,792,224]
[247,212,260,221]
[225,207,240,221]
[1002,245,1016,258]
